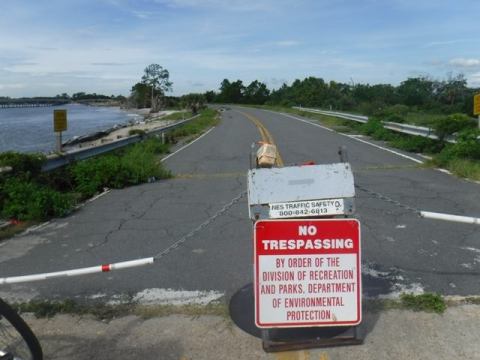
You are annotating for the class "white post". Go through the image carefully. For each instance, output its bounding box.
[56,132,62,153]
[420,211,480,225]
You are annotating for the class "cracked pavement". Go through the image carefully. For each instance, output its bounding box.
[0,107,479,304]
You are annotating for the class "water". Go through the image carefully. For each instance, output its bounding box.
[0,104,141,153]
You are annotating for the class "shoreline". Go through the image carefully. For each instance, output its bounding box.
[62,109,180,152]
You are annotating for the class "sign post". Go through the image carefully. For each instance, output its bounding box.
[254,219,361,329]
[53,109,67,153]
[474,94,480,129]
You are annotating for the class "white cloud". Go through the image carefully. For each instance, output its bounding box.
[273,40,300,47]
[449,58,480,68]
[154,0,282,12]
[424,39,473,47]
[0,83,26,90]
[468,72,480,87]
[132,10,154,19]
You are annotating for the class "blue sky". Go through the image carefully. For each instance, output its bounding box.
[1,0,479,97]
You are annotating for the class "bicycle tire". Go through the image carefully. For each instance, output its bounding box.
[0,298,43,360]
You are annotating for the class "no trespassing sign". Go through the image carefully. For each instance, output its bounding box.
[254,218,361,328]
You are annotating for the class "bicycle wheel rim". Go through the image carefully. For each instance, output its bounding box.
[0,299,42,360]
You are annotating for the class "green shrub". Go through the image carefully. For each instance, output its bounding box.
[120,143,168,185]
[432,113,475,140]
[360,119,384,136]
[38,167,75,193]
[0,152,46,179]
[375,104,409,120]
[384,114,405,123]
[357,118,395,140]
[433,145,455,166]
[1,179,73,221]
[387,104,409,116]
[358,101,386,116]
[390,135,443,154]
[441,129,480,160]
[71,140,171,198]
[372,127,396,141]
[142,138,170,154]
[71,155,122,198]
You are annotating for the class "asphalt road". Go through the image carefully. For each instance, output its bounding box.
[0,107,479,304]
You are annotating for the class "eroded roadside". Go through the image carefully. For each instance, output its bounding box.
[22,303,480,360]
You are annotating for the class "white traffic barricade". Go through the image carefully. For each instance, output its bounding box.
[247,161,363,351]
[247,162,355,221]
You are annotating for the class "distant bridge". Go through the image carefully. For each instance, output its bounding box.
[0,99,69,109]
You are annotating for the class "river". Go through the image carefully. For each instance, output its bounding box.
[0,104,141,153]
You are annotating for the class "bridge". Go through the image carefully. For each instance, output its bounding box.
[0,98,69,109]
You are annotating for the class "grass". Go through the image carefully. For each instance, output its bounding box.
[14,298,229,321]
[135,302,229,319]
[160,111,193,121]
[400,293,446,313]
[14,293,447,322]
[168,108,219,138]
[14,299,133,320]
[364,293,447,314]
[461,297,480,305]
[429,157,480,181]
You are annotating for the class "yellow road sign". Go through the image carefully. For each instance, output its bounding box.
[54,109,67,132]
[474,94,480,116]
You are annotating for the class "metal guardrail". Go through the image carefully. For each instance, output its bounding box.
[293,107,368,123]
[383,121,438,140]
[0,166,12,174]
[292,106,457,143]
[41,114,200,172]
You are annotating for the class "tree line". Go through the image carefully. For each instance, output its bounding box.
[126,64,478,117]
[205,74,478,116]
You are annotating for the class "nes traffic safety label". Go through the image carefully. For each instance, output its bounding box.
[254,219,361,328]
[269,199,345,219]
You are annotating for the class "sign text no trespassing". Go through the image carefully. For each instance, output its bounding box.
[254,219,361,328]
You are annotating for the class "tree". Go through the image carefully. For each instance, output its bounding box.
[398,77,434,107]
[204,90,216,103]
[181,93,206,114]
[440,73,468,106]
[141,64,172,112]
[218,79,245,103]
[244,80,270,104]
[130,82,151,108]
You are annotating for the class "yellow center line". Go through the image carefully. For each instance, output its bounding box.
[236,110,284,167]
[274,351,330,360]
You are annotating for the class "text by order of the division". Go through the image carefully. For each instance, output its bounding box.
[257,254,359,325]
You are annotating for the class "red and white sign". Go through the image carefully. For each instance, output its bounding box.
[254,219,361,328]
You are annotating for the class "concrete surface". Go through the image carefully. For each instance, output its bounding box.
[26,304,480,360]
